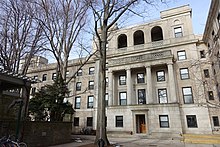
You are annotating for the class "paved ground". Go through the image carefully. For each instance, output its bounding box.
[50,135,220,147]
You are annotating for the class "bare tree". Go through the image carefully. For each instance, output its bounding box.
[88,0,164,145]
[35,0,89,83]
[0,0,45,75]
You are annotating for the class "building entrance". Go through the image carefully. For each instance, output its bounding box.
[136,114,146,133]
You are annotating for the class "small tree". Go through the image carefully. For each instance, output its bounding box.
[29,77,74,121]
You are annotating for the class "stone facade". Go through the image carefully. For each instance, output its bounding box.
[27,5,220,138]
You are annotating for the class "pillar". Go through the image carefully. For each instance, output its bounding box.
[126,68,132,105]
[167,63,177,103]
[146,66,153,104]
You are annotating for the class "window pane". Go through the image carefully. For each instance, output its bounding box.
[116,116,123,127]
[159,115,169,128]
[186,115,197,128]
[74,117,79,126]
[178,51,186,60]
[158,89,167,103]
[157,71,165,81]
[180,68,189,80]
[213,116,220,126]
[119,75,126,85]
[120,92,127,105]
[138,89,146,104]
[137,73,145,83]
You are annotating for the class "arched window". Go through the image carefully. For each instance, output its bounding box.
[133,30,144,45]
[151,26,163,42]
[118,34,127,48]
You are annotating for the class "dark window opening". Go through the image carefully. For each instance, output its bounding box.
[42,74,47,81]
[151,26,163,42]
[74,117,79,126]
[204,69,210,78]
[213,116,220,126]
[200,50,206,58]
[134,30,144,45]
[116,116,123,127]
[87,117,93,127]
[137,73,145,83]
[118,34,127,48]
[138,89,146,104]
[208,91,214,100]
[186,115,197,128]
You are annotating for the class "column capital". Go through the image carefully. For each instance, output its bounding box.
[145,65,151,68]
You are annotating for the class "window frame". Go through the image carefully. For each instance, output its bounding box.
[42,74,47,81]
[52,73,56,80]
[76,82,82,91]
[87,117,93,127]
[186,115,198,128]
[74,117,79,126]
[156,70,165,82]
[88,81,94,90]
[137,73,145,83]
[75,96,81,109]
[119,92,127,105]
[77,69,82,76]
[177,50,186,60]
[159,115,169,128]
[89,67,95,75]
[174,27,183,38]
[138,89,146,104]
[204,69,210,78]
[208,91,214,100]
[158,88,168,103]
[116,116,123,127]
[119,75,126,85]
[213,116,220,126]
[182,87,193,104]
[180,68,189,80]
[87,95,94,108]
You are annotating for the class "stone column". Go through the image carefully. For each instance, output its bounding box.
[167,63,177,103]
[108,70,113,106]
[126,68,132,105]
[146,66,153,104]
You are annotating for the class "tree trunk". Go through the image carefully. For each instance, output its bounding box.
[95,27,109,145]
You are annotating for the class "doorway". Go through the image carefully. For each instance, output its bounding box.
[136,114,146,133]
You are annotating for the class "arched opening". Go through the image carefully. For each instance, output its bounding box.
[151,26,163,42]
[133,30,144,45]
[118,34,127,48]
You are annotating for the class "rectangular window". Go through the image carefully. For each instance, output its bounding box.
[174,27,183,38]
[180,68,189,80]
[158,89,168,103]
[119,75,126,85]
[119,92,127,105]
[159,115,169,128]
[177,50,186,60]
[200,50,206,58]
[116,116,123,127]
[76,82,82,91]
[157,70,165,82]
[89,67,95,75]
[75,97,81,109]
[74,117,79,126]
[138,89,146,104]
[204,69,210,78]
[42,74,47,81]
[77,69,82,76]
[105,93,109,106]
[208,91,214,100]
[213,116,220,126]
[52,73,56,80]
[88,81,94,90]
[87,95,94,108]
[183,87,193,104]
[87,117,93,127]
[137,73,145,83]
[186,115,198,128]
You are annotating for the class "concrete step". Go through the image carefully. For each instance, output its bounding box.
[182,134,220,144]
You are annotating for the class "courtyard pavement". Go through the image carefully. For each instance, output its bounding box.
[50,135,220,147]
